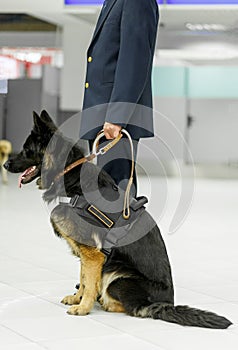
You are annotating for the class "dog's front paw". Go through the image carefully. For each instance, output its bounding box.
[67,305,90,316]
[61,294,81,305]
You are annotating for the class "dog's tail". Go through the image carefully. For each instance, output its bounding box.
[133,303,232,329]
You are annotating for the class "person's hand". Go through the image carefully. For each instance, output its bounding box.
[103,122,122,139]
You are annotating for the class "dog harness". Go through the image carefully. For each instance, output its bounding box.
[56,189,156,256]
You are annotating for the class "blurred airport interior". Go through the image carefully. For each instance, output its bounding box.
[1,2,238,350]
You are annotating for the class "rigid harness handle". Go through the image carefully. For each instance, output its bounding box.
[92,129,135,220]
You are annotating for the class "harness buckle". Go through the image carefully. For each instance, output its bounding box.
[95,147,106,156]
[70,195,80,208]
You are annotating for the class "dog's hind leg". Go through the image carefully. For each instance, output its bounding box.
[99,292,125,313]
[67,246,105,316]
[105,277,152,316]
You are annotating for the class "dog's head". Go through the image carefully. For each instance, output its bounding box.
[4,110,58,188]
[4,109,114,202]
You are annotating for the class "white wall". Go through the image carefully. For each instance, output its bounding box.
[188,98,238,164]
[137,97,187,175]
[60,21,94,111]
[41,65,60,121]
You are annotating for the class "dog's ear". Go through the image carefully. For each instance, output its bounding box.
[40,110,57,131]
[33,111,40,123]
[33,110,56,134]
[33,111,43,133]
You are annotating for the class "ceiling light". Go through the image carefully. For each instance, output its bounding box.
[158,49,238,60]
[185,23,227,31]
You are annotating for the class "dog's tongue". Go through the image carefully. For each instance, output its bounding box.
[18,166,36,188]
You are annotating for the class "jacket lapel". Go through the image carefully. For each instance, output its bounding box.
[88,0,117,51]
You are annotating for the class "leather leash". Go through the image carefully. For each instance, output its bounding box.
[92,129,135,220]
[54,132,123,182]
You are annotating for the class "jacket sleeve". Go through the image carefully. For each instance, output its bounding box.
[105,0,159,127]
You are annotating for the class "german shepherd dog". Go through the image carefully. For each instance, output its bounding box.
[0,139,12,184]
[4,110,232,329]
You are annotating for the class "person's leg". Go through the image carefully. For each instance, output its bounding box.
[89,136,139,197]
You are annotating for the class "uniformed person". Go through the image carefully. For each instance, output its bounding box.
[79,0,159,194]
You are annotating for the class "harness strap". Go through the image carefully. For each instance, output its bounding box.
[101,248,112,256]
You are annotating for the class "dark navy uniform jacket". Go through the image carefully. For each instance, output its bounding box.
[80,0,159,140]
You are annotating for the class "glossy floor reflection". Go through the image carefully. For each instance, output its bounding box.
[0,174,237,349]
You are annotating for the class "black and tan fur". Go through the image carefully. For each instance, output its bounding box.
[4,110,232,328]
[0,139,12,184]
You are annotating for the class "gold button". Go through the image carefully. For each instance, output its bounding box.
[85,82,89,89]
[88,56,92,63]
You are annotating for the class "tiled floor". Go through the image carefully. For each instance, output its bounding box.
[0,174,238,349]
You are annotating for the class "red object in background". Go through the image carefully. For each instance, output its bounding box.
[40,56,51,65]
